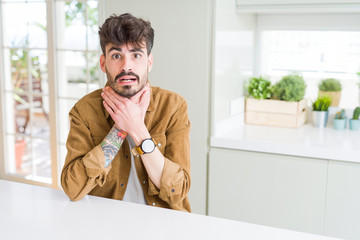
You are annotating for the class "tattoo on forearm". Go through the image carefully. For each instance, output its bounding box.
[101,126,127,167]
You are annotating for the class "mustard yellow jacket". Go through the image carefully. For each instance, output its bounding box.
[61,86,191,212]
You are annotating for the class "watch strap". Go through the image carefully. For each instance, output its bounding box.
[131,138,158,156]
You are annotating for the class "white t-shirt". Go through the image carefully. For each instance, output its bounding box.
[122,135,147,205]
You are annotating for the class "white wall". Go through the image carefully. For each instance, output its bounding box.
[103,0,212,214]
[212,0,256,135]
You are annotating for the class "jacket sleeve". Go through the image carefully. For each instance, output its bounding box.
[61,105,110,201]
[147,99,191,207]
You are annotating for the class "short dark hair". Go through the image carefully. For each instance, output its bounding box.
[98,13,154,56]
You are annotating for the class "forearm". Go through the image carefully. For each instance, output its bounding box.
[61,145,111,201]
[140,148,165,188]
[101,125,127,167]
[62,123,126,201]
[131,125,164,189]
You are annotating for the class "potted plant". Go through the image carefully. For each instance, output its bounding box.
[272,73,306,102]
[318,78,342,107]
[245,73,307,128]
[312,95,332,128]
[333,109,347,130]
[247,76,272,100]
[349,107,360,131]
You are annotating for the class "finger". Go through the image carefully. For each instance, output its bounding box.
[103,100,114,115]
[102,91,119,110]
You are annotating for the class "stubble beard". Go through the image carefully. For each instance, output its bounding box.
[105,69,147,98]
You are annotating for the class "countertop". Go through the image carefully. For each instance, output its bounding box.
[211,123,360,163]
[0,180,341,240]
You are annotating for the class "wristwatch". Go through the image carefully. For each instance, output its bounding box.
[131,138,159,156]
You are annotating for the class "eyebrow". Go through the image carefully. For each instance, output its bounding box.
[107,46,145,54]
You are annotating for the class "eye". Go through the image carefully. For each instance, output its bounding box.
[112,54,121,59]
[134,53,141,59]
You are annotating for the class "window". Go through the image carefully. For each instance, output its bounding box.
[256,14,360,108]
[0,0,103,188]
[260,30,360,108]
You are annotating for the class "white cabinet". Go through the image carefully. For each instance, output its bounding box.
[208,147,360,239]
[236,0,360,13]
[208,148,328,235]
[324,161,360,240]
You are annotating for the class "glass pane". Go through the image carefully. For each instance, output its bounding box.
[2,3,28,48]
[4,92,31,136]
[58,98,77,144]
[261,31,360,108]
[88,52,101,91]
[30,49,49,95]
[57,1,87,50]
[10,48,30,92]
[57,51,88,98]
[28,2,47,48]
[33,138,51,180]
[31,98,50,138]
[9,48,48,94]
[87,0,99,50]
[6,135,32,176]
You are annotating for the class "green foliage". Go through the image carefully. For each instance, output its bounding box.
[318,78,342,92]
[272,73,306,101]
[335,109,346,119]
[353,107,360,120]
[312,95,332,111]
[247,76,272,100]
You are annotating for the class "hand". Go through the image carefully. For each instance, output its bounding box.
[101,84,150,138]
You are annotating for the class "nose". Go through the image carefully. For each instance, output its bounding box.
[121,56,133,72]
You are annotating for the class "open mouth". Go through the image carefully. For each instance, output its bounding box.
[119,77,136,82]
[115,72,139,84]
[116,76,137,84]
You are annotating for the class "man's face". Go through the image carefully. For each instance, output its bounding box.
[100,42,153,98]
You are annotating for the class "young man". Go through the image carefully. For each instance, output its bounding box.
[61,13,191,212]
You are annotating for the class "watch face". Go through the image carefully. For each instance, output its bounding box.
[141,139,155,153]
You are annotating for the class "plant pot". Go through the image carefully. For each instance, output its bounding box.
[334,118,346,130]
[312,111,329,128]
[15,139,26,168]
[245,98,307,128]
[318,91,341,107]
[349,119,360,131]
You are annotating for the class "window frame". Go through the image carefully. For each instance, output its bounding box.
[0,0,105,189]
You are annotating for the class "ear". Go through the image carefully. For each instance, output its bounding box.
[100,54,106,73]
[147,53,153,72]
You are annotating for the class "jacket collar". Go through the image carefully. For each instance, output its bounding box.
[103,81,155,120]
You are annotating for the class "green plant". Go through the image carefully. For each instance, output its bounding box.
[353,107,360,119]
[272,73,306,101]
[318,78,342,92]
[247,76,272,100]
[335,109,346,119]
[312,95,332,111]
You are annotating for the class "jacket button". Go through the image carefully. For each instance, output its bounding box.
[121,183,124,187]
[152,202,156,206]
[143,180,146,184]
[171,189,175,193]
[125,155,129,159]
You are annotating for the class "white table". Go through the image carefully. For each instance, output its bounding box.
[0,180,341,240]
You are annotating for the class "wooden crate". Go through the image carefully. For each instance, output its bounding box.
[245,98,307,128]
